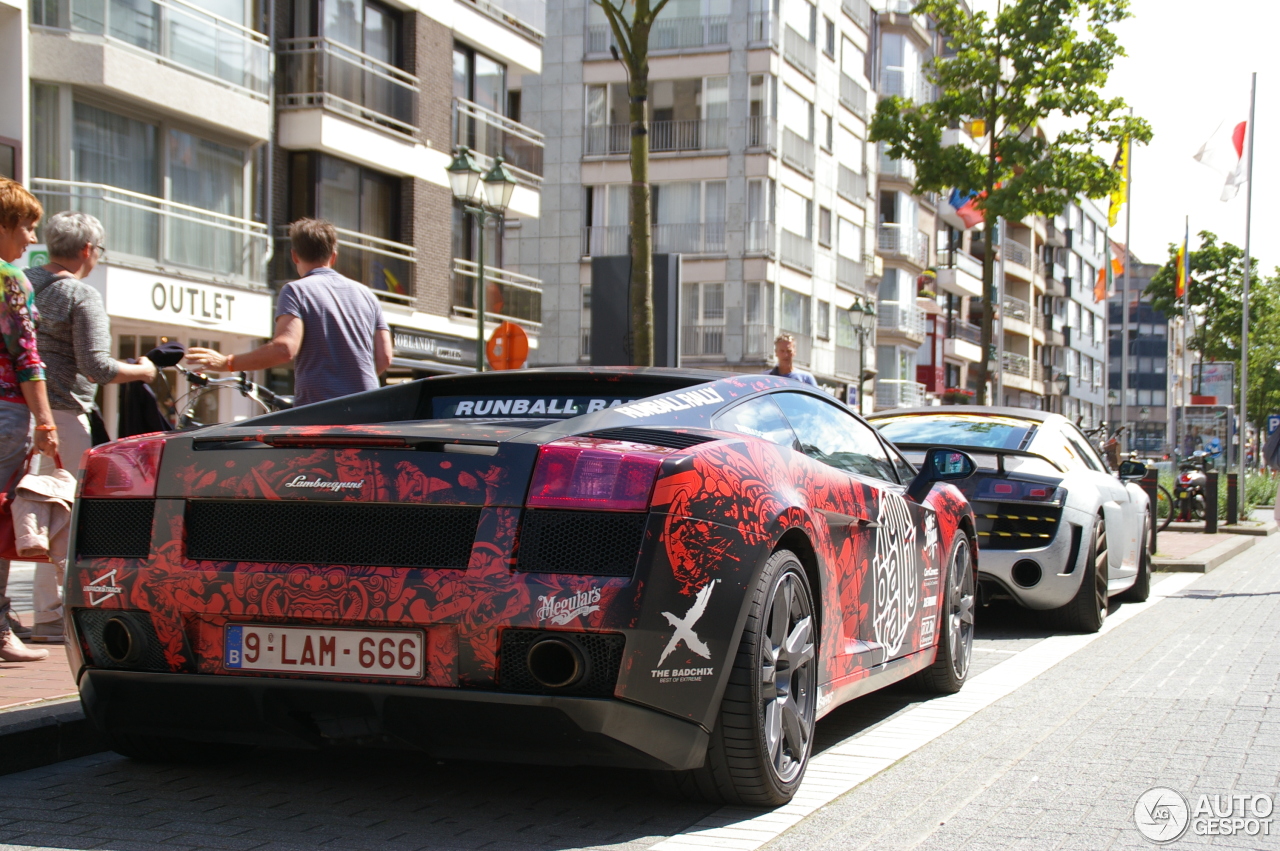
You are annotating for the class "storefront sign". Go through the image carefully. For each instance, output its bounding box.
[104,266,274,337]
[391,325,477,366]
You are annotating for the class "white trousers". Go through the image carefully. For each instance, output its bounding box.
[32,409,92,625]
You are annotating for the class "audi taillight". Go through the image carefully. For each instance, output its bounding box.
[526,441,669,511]
[81,434,166,498]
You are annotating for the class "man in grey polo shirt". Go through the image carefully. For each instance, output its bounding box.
[187,218,392,406]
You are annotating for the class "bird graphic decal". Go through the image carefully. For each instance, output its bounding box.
[658,579,719,666]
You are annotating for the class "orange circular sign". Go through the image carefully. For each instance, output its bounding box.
[486,321,529,370]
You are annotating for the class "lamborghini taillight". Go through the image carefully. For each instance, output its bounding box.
[526,441,668,511]
[81,433,166,498]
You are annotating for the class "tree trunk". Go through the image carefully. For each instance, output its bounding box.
[627,58,654,366]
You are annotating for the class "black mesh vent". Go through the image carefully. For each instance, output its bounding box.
[516,510,646,576]
[973,502,1065,550]
[588,427,716,449]
[499,629,625,697]
[75,609,175,672]
[186,501,482,568]
[77,499,154,559]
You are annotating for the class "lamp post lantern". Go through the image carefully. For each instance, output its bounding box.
[447,147,517,371]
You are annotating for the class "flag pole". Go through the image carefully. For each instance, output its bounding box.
[1181,213,1189,460]
[1120,133,1133,453]
[1239,72,1256,492]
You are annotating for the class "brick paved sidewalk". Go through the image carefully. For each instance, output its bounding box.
[1154,531,1242,560]
[767,528,1280,849]
[0,644,73,710]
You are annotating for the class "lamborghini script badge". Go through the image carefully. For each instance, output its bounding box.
[82,569,124,606]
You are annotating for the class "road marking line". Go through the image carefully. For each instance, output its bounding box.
[649,572,1201,851]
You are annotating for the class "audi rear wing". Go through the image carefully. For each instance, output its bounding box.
[891,443,1068,474]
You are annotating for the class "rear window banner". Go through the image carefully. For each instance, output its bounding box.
[613,388,725,419]
[433,397,636,419]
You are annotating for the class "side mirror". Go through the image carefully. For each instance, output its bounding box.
[906,447,977,502]
[1117,459,1147,482]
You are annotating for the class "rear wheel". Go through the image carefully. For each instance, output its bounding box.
[658,550,816,806]
[1050,518,1108,633]
[912,532,975,694]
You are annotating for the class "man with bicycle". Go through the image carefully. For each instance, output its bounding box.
[187,219,392,407]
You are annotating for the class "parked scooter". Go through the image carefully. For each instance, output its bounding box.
[1174,450,1213,521]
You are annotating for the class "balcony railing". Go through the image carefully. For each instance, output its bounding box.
[748,115,776,150]
[782,25,816,78]
[952,319,982,344]
[841,0,871,32]
[273,226,415,300]
[878,146,916,181]
[837,255,865,291]
[837,165,868,206]
[462,0,545,42]
[581,223,726,256]
[839,73,868,119]
[586,118,727,155]
[1002,351,1032,377]
[34,178,268,283]
[939,249,983,279]
[587,14,727,53]
[916,229,930,267]
[877,303,925,339]
[880,68,934,104]
[876,379,926,409]
[835,345,861,378]
[748,11,778,46]
[780,229,814,272]
[878,223,921,262]
[452,258,542,327]
[280,38,417,137]
[1002,294,1032,324]
[454,97,545,184]
[1003,239,1033,269]
[782,127,815,177]
[32,0,269,97]
[744,323,776,360]
[682,325,726,357]
[746,221,776,255]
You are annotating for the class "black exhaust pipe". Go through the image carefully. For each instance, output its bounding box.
[101,615,146,666]
[526,638,586,689]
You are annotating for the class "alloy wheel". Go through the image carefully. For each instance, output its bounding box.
[760,570,816,785]
[948,537,975,681]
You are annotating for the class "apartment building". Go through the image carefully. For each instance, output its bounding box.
[1108,258,1171,453]
[19,0,544,430]
[513,0,880,407]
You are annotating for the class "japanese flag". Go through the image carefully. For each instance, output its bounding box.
[1194,120,1249,201]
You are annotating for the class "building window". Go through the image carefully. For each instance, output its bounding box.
[747,177,774,252]
[290,152,408,297]
[581,284,592,358]
[780,287,811,337]
[823,16,835,57]
[818,206,832,247]
[653,180,727,253]
[822,112,833,151]
[454,43,506,116]
[816,299,830,340]
[748,73,775,148]
[682,282,726,356]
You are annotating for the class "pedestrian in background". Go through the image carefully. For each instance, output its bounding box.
[187,218,391,406]
[0,178,59,663]
[24,211,158,644]
[766,334,818,386]
[1262,425,1280,523]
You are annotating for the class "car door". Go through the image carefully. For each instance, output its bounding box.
[1062,425,1140,579]
[772,391,925,669]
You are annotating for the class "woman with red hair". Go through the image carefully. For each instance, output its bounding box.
[0,178,59,662]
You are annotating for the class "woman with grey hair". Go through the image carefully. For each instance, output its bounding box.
[20,210,156,644]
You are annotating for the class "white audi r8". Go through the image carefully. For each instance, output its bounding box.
[870,407,1151,632]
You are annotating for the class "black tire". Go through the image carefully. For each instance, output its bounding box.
[1156,486,1174,532]
[658,550,817,806]
[1118,518,1151,603]
[912,532,975,694]
[1050,517,1108,633]
[106,732,252,763]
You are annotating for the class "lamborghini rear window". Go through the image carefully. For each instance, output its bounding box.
[873,414,1034,450]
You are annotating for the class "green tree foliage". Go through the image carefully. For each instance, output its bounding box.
[871,0,1151,404]
[592,0,673,366]
[1147,232,1280,428]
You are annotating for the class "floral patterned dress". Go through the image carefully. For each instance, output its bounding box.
[0,258,45,405]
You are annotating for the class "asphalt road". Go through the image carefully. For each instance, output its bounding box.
[1,549,1270,851]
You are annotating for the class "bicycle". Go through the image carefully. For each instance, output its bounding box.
[173,365,293,428]
[1084,423,1174,531]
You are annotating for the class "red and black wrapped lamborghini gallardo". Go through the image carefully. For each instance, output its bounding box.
[68,368,978,805]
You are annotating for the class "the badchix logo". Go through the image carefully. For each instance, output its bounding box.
[872,492,918,657]
[536,588,603,625]
[651,580,719,683]
[284,475,365,492]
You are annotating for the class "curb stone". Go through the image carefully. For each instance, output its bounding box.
[1164,519,1277,536]
[0,698,105,776]
[1152,534,1255,573]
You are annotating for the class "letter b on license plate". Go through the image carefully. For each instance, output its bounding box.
[224,624,424,679]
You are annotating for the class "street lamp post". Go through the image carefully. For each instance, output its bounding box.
[447,147,518,372]
[854,299,876,413]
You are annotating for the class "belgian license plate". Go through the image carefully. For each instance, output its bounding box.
[224,624,424,679]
